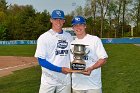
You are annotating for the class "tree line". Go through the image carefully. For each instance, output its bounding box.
[71,0,140,38]
[0,0,140,40]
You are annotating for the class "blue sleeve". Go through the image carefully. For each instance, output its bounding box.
[37,58,62,72]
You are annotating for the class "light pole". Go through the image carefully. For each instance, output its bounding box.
[131,26,133,37]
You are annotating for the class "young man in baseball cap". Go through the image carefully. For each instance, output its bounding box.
[70,16,108,93]
[35,9,73,93]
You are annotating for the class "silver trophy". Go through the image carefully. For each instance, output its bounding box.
[71,44,89,72]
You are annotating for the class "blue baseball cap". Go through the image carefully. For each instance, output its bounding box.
[51,10,65,19]
[71,16,86,26]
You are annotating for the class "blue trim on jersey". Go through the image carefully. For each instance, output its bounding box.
[58,30,63,34]
[38,58,62,72]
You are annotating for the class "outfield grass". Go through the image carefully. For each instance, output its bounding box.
[102,44,140,93]
[0,44,140,93]
[0,45,36,56]
[0,66,41,93]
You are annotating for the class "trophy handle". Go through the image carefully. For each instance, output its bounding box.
[70,48,74,54]
[85,48,90,55]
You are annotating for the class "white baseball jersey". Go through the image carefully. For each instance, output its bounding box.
[70,34,108,90]
[35,29,73,86]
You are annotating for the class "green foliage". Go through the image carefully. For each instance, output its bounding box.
[0,24,6,40]
[0,4,51,40]
[0,0,140,39]
[71,0,140,37]
[0,0,7,12]
[86,17,94,35]
[63,15,73,27]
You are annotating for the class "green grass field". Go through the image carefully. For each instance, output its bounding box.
[0,44,140,93]
[0,45,36,56]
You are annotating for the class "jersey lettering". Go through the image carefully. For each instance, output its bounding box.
[83,55,96,63]
[57,40,68,49]
[83,55,88,60]
[55,40,69,56]
[55,50,68,55]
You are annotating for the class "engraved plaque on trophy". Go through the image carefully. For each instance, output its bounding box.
[71,44,89,72]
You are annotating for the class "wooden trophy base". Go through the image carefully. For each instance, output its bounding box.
[70,69,85,73]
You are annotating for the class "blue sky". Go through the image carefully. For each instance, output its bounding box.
[6,0,86,14]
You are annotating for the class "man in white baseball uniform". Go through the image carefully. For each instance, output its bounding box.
[70,16,108,93]
[35,9,73,93]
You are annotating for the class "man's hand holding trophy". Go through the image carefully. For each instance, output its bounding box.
[70,44,89,73]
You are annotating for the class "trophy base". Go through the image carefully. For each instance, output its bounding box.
[70,70,85,73]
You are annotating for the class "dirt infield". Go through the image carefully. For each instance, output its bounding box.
[0,56,38,77]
